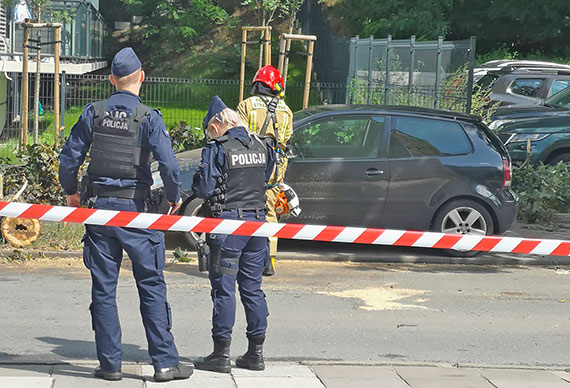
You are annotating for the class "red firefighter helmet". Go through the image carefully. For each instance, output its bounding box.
[253,65,285,97]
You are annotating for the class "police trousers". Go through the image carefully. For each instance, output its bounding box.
[207,209,269,339]
[82,197,179,371]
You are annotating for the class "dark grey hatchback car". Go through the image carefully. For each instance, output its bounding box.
[153,105,518,252]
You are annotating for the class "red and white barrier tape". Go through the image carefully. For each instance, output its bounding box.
[0,201,568,256]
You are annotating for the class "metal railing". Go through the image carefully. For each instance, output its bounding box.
[0,75,346,160]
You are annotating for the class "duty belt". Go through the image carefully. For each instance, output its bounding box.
[92,185,150,201]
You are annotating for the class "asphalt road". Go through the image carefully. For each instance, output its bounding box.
[1,257,569,367]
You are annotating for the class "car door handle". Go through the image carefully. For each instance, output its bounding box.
[365,168,384,176]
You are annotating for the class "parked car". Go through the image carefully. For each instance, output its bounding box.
[495,115,570,165]
[475,60,570,107]
[153,105,518,255]
[489,84,570,129]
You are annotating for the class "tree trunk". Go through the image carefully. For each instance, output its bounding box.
[1,217,42,247]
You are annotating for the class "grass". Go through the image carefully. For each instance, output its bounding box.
[0,221,85,252]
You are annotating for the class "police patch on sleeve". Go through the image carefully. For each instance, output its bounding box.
[227,149,266,169]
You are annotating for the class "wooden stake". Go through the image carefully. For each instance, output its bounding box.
[33,28,41,144]
[240,28,247,102]
[20,24,29,150]
[304,40,315,109]
[54,26,60,140]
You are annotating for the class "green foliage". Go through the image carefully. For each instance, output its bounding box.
[330,0,570,59]
[30,222,84,250]
[122,0,228,58]
[3,249,34,262]
[512,162,570,223]
[173,247,191,262]
[1,142,65,205]
[168,122,205,152]
[333,0,452,40]
[241,0,280,25]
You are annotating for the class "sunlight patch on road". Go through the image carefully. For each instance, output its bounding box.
[318,287,428,311]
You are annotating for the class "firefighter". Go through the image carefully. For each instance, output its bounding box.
[58,47,192,382]
[237,65,293,276]
[192,96,276,373]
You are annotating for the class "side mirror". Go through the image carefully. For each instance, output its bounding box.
[287,147,298,159]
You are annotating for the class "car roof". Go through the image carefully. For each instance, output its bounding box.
[294,104,480,122]
[479,60,570,70]
[475,60,570,76]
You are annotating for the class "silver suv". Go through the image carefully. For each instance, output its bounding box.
[475,60,570,107]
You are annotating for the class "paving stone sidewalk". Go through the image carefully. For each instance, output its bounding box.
[1,363,569,388]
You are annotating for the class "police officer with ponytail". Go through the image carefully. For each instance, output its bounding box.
[192,96,275,373]
[59,48,192,382]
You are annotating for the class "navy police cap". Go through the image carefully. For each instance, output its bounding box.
[203,96,228,130]
[111,47,142,77]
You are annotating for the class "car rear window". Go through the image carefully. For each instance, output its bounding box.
[389,117,472,158]
[476,74,499,90]
[475,122,509,158]
[510,78,543,97]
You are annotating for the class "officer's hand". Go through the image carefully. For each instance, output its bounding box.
[169,198,182,214]
[66,193,81,208]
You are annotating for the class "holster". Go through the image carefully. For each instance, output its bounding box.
[197,238,210,272]
[79,175,92,207]
[209,243,238,276]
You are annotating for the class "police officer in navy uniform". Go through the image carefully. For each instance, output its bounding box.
[192,96,275,373]
[58,47,192,383]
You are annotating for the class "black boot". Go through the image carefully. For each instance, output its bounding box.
[235,335,265,371]
[194,337,231,373]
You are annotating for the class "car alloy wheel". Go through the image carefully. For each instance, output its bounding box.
[432,199,494,257]
[440,207,488,236]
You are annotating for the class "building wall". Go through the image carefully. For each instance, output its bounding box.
[0,5,7,50]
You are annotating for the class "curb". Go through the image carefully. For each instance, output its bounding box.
[1,248,569,266]
[0,360,567,371]
[553,213,570,225]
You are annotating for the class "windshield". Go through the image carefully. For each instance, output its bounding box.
[293,110,314,121]
[544,86,570,108]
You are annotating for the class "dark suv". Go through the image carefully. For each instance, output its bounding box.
[475,60,570,107]
[154,105,518,253]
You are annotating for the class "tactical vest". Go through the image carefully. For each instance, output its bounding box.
[87,101,152,180]
[216,134,267,211]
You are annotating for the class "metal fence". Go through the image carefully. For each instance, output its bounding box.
[346,36,476,112]
[0,74,346,159]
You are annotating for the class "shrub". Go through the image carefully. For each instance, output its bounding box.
[1,142,65,205]
[512,162,570,223]
[168,122,205,152]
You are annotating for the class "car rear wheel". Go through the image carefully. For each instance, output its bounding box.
[182,197,206,250]
[432,200,494,257]
[547,152,570,165]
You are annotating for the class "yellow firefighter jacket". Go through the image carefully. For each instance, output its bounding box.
[237,95,293,149]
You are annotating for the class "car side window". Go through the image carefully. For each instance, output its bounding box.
[550,80,570,96]
[389,117,472,158]
[293,116,384,159]
[510,79,544,97]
